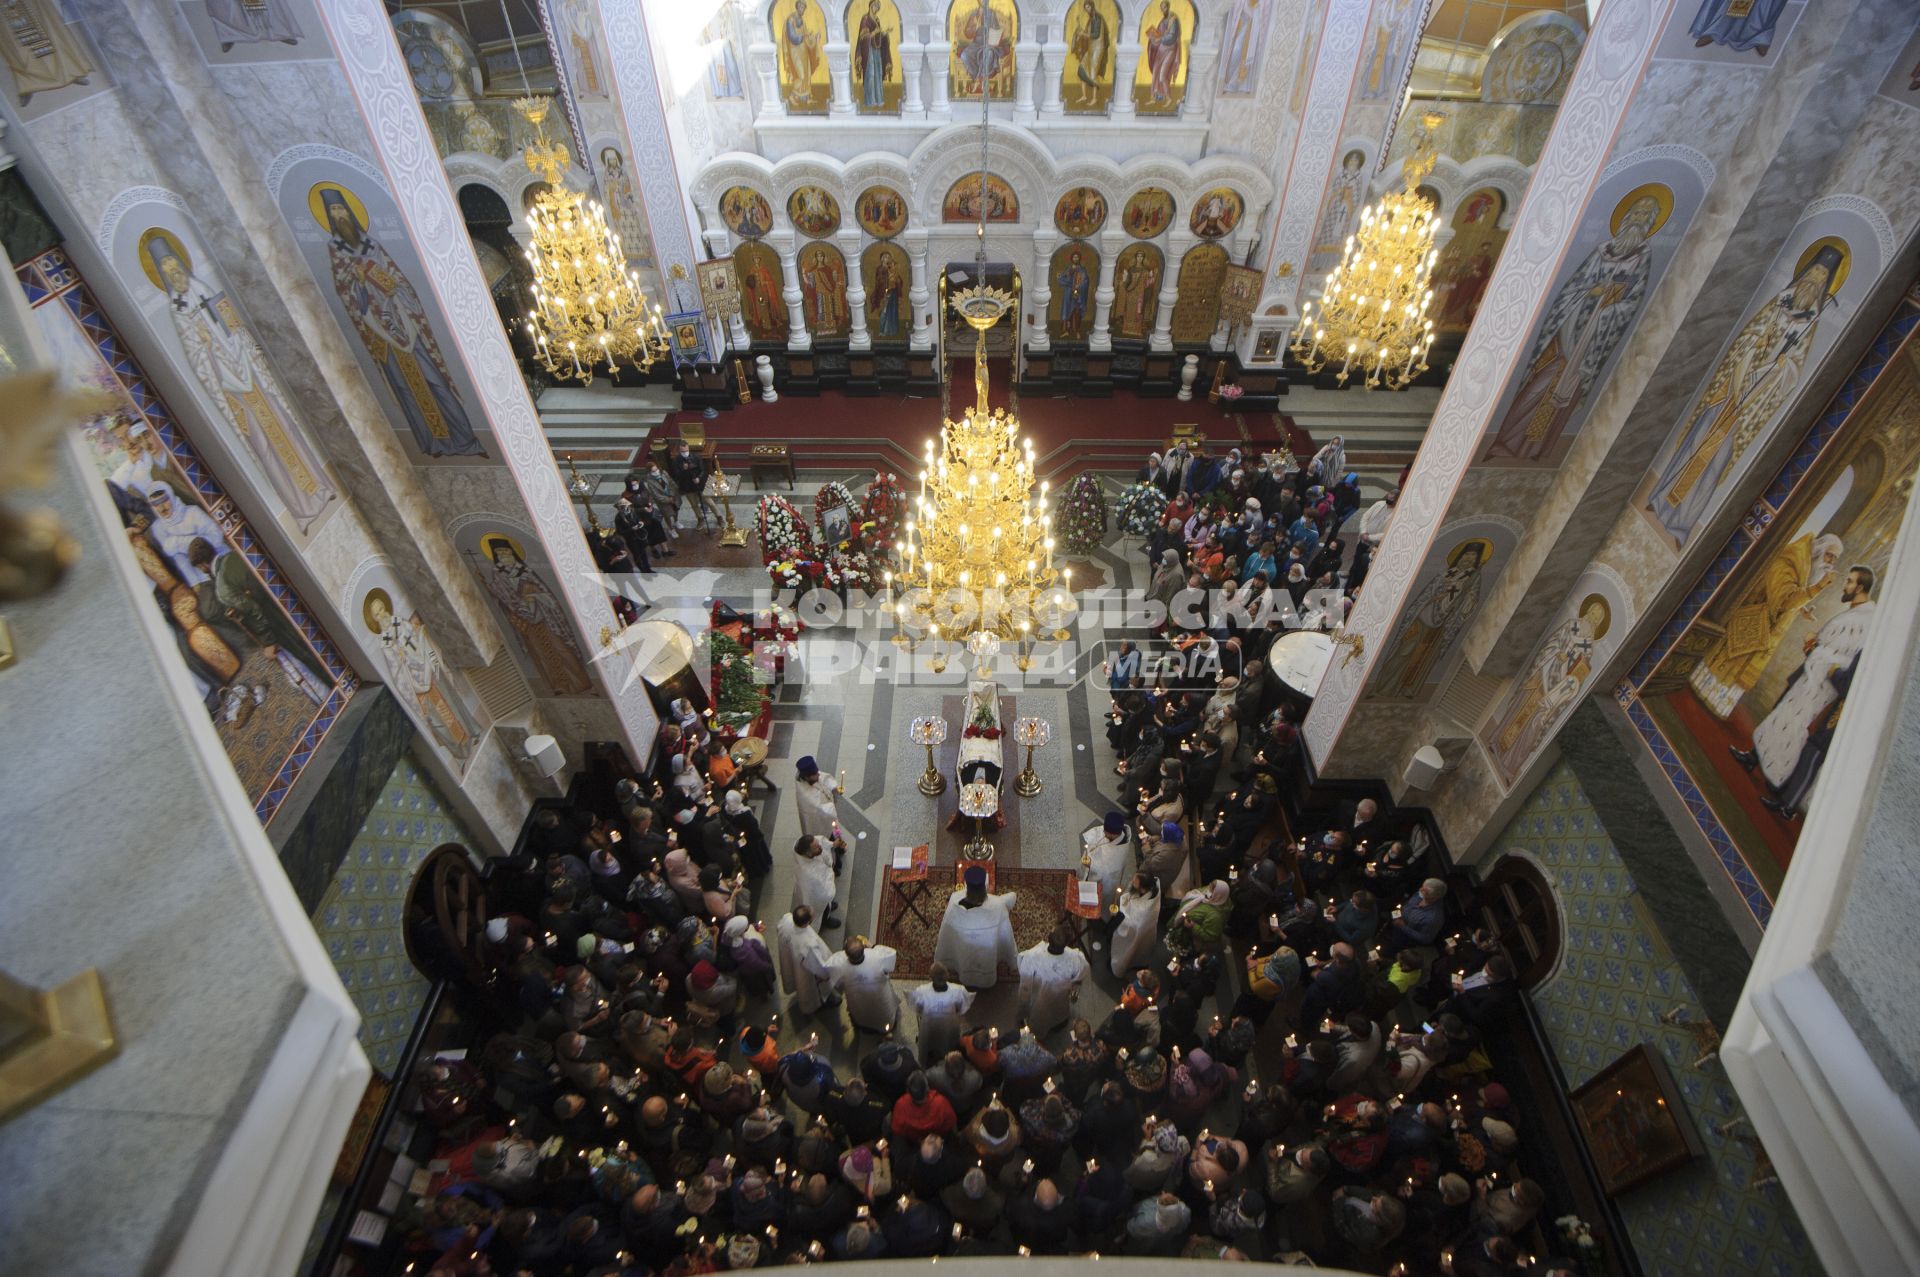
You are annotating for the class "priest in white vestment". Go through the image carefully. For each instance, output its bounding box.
[933,865,1019,990]
[795,755,843,845]
[1017,928,1090,1036]
[1082,812,1133,914]
[1739,566,1876,802]
[1110,873,1161,979]
[905,965,975,1062]
[774,904,837,1013]
[826,937,900,1033]
[790,834,841,931]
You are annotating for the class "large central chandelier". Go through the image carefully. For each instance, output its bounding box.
[897,17,1064,644]
[515,96,668,385]
[1291,112,1446,390]
[900,286,1061,638]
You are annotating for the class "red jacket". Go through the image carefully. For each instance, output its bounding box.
[890,1090,958,1143]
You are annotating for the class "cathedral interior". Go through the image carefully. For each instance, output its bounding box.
[0,0,1916,1275]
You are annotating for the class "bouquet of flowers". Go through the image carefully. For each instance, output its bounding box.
[1057,472,1108,555]
[1116,481,1170,538]
[1220,383,1245,402]
[962,699,1003,740]
[701,629,770,735]
[862,471,906,557]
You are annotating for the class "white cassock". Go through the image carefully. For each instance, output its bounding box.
[933,889,1020,988]
[905,982,975,1062]
[790,840,838,920]
[774,913,836,1013]
[796,775,841,841]
[1110,890,1160,979]
[1753,600,1876,786]
[1083,827,1131,912]
[1017,943,1090,1036]
[827,946,900,1031]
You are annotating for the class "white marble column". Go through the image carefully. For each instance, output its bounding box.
[749,43,782,117]
[1111,42,1142,117]
[1183,45,1217,120]
[904,229,934,351]
[840,229,871,350]
[827,40,856,115]
[1039,39,1066,116]
[1013,34,1040,121]
[1151,232,1189,351]
[926,41,952,116]
[771,231,812,351]
[900,40,926,114]
[1027,227,1057,353]
[1089,229,1123,353]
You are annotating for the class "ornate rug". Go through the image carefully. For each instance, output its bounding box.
[878,867,1079,980]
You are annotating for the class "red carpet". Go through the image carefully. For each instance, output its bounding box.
[877,866,1081,979]
[670,370,1311,481]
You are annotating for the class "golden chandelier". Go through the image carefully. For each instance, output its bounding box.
[1291,112,1446,391]
[899,285,1066,641]
[515,97,669,385]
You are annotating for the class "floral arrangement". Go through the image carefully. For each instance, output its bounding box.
[702,629,769,735]
[1057,473,1108,555]
[963,699,1002,740]
[862,471,906,558]
[1116,481,1170,538]
[1219,383,1245,402]
[756,493,816,564]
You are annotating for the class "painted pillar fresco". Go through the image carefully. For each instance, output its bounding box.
[18,247,354,826]
[1616,279,1920,925]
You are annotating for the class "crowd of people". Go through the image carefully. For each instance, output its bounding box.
[1137,436,1394,631]
[385,441,1578,1277]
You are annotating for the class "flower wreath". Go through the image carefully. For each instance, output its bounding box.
[1057,472,1109,555]
[1116,481,1170,538]
[862,471,906,558]
[757,493,816,565]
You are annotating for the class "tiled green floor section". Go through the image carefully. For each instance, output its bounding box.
[1493,762,1822,1277]
[310,750,472,1076]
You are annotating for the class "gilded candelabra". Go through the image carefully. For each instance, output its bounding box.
[516,97,670,384]
[1013,716,1051,798]
[958,780,1000,861]
[910,715,948,797]
[899,287,1059,640]
[708,461,748,548]
[1290,113,1446,391]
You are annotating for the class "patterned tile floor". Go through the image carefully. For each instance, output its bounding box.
[309,751,474,1076]
[1496,762,1823,1277]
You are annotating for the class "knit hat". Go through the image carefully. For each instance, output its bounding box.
[847,1145,875,1175]
[1160,821,1184,844]
[1151,1122,1184,1154]
[701,1062,735,1095]
[797,755,820,777]
[576,934,599,960]
[1104,811,1127,835]
[1480,1083,1510,1109]
[690,960,720,991]
[964,864,987,887]
[485,917,508,943]
[726,1235,762,1269]
[1481,1118,1519,1152]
